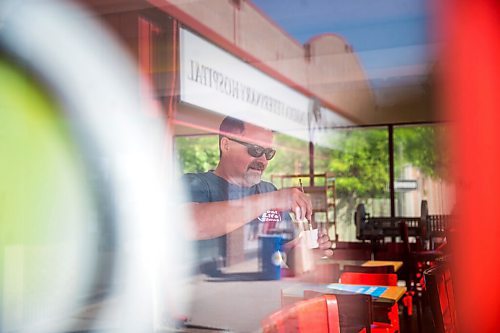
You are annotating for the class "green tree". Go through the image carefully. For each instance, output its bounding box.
[315,128,390,225]
[394,126,446,179]
[328,129,389,198]
[315,125,446,229]
[174,126,446,229]
[175,136,219,173]
[175,133,311,180]
[263,133,310,182]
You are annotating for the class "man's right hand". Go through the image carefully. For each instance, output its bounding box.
[273,188,313,221]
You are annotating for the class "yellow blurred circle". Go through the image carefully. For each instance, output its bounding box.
[0,55,98,330]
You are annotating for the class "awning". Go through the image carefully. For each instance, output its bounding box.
[177,28,353,147]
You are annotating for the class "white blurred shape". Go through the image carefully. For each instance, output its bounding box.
[0,0,193,332]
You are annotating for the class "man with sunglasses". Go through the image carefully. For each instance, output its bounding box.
[183,116,333,261]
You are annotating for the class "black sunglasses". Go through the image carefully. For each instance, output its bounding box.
[226,137,276,160]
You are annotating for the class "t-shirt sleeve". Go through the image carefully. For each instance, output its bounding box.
[181,173,210,203]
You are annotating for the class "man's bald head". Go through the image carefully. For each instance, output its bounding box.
[218,116,245,157]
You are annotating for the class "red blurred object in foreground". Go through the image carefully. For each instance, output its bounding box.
[443,0,500,331]
[262,295,341,333]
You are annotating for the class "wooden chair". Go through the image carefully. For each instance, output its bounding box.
[399,221,443,322]
[340,272,399,333]
[424,265,458,333]
[305,291,373,333]
[262,295,341,333]
[340,272,398,286]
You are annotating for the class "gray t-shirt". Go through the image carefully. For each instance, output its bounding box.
[182,171,293,264]
[183,171,277,202]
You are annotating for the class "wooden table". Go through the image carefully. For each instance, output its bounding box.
[282,282,406,306]
[362,260,403,272]
[316,258,403,272]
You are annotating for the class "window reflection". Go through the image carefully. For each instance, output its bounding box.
[394,125,454,216]
[315,127,390,241]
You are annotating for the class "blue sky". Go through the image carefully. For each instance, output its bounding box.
[251,0,433,84]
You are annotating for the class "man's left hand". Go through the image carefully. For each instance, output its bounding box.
[318,231,334,257]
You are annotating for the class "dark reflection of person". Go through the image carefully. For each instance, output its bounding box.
[182,116,333,266]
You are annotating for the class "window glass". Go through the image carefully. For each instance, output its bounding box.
[175,133,311,180]
[175,135,219,175]
[264,133,310,182]
[394,124,454,216]
[175,133,310,265]
[316,127,390,241]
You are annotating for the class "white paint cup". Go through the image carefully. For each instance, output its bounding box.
[304,229,319,249]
